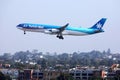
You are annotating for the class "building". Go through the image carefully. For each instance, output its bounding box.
[19,69,63,80]
[107,71,116,79]
[32,70,43,80]
[4,64,11,68]
[44,70,61,80]
[0,63,2,68]
[19,69,43,80]
[0,69,19,79]
[69,68,107,80]
[106,64,120,79]
[106,69,120,79]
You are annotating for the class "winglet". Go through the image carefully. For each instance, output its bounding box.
[64,23,69,27]
[59,23,69,31]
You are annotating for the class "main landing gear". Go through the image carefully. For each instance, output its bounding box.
[56,34,64,40]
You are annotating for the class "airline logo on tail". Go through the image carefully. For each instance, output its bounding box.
[96,23,102,29]
[90,18,106,30]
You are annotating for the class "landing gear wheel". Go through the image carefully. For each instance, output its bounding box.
[56,33,64,39]
[59,36,64,39]
[56,36,64,39]
[56,35,59,38]
[24,31,26,34]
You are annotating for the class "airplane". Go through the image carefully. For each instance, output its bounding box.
[17,18,107,39]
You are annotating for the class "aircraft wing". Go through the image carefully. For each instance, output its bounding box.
[56,23,69,39]
[58,23,69,32]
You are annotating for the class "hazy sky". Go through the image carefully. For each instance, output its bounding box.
[0,0,120,54]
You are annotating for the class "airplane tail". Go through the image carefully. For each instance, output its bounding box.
[90,18,107,29]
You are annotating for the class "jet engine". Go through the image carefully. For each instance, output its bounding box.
[44,29,59,34]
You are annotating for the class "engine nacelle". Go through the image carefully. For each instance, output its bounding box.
[49,29,59,33]
[44,29,59,34]
[44,30,52,34]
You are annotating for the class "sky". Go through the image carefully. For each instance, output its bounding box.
[0,0,120,54]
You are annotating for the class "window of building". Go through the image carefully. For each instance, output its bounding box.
[76,77,81,79]
[88,73,93,76]
[76,73,80,76]
[70,73,74,76]
[39,73,43,75]
[82,77,87,79]
[82,73,87,76]
[39,76,43,79]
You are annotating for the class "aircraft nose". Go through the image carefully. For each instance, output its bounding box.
[16,24,23,29]
[17,24,21,27]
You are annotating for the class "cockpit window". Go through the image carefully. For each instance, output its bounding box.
[17,24,23,27]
